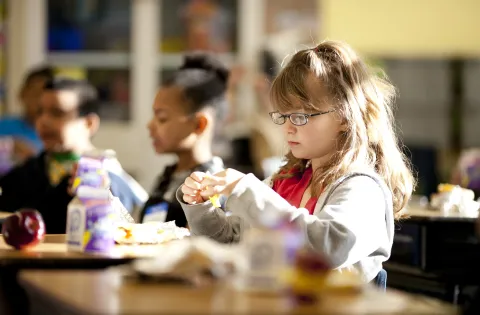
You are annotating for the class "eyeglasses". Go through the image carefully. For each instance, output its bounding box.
[269,110,335,126]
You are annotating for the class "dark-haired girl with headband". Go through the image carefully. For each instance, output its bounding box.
[140,52,228,227]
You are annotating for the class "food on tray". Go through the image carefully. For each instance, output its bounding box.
[2,209,46,250]
[114,221,190,245]
[437,183,474,198]
[430,183,479,214]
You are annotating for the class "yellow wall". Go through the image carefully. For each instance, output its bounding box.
[320,0,480,58]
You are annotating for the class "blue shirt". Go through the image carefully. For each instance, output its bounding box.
[0,117,43,152]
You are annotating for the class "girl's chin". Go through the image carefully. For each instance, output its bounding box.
[289,148,309,160]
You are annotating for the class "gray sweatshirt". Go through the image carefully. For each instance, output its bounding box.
[176,169,394,281]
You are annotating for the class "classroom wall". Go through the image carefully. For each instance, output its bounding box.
[320,0,480,58]
[319,0,480,150]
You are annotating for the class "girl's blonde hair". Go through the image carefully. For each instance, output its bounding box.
[271,40,415,217]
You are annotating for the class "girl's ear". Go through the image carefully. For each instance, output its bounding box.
[85,113,100,136]
[193,113,209,135]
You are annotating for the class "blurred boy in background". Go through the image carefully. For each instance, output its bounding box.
[0,78,146,233]
[0,66,53,170]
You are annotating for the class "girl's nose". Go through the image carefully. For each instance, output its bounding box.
[283,119,297,134]
[147,118,154,131]
[36,113,48,127]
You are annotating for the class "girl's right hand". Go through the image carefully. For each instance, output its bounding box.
[181,172,208,205]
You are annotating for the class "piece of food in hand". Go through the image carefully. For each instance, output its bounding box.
[2,209,46,250]
[203,173,221,207]
[208,195,221,208]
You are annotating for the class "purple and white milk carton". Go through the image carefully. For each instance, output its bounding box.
[66,149,117,253]
[66,186,117,253]
[71,149,115,193]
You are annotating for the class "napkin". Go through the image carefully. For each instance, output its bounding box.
[132,237,237,281]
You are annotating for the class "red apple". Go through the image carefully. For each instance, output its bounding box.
[2,209,46,250]
[295,249,330,272]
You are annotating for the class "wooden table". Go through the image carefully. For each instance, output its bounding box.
[20,268,459,315]
[0,212,11,221]
[0,234,164,269]
[0,234,170,315]
[387,204,479,304]
[403,206,477,221]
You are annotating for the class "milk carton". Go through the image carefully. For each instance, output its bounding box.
[66,186,117,253]
[71,149,115,194]
[234,209,304,293]
[66,149,117,253]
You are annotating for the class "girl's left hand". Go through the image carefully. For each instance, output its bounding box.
[200,168,246,199]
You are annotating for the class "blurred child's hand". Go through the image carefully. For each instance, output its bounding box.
[182,172,209,204]
[200,169,245,198]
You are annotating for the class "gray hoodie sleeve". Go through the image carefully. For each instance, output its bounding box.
[176,175,274,243]
[176,188,245,243]
[177,173,390,269]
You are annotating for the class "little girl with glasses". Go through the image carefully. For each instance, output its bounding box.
[177,40,415,282]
